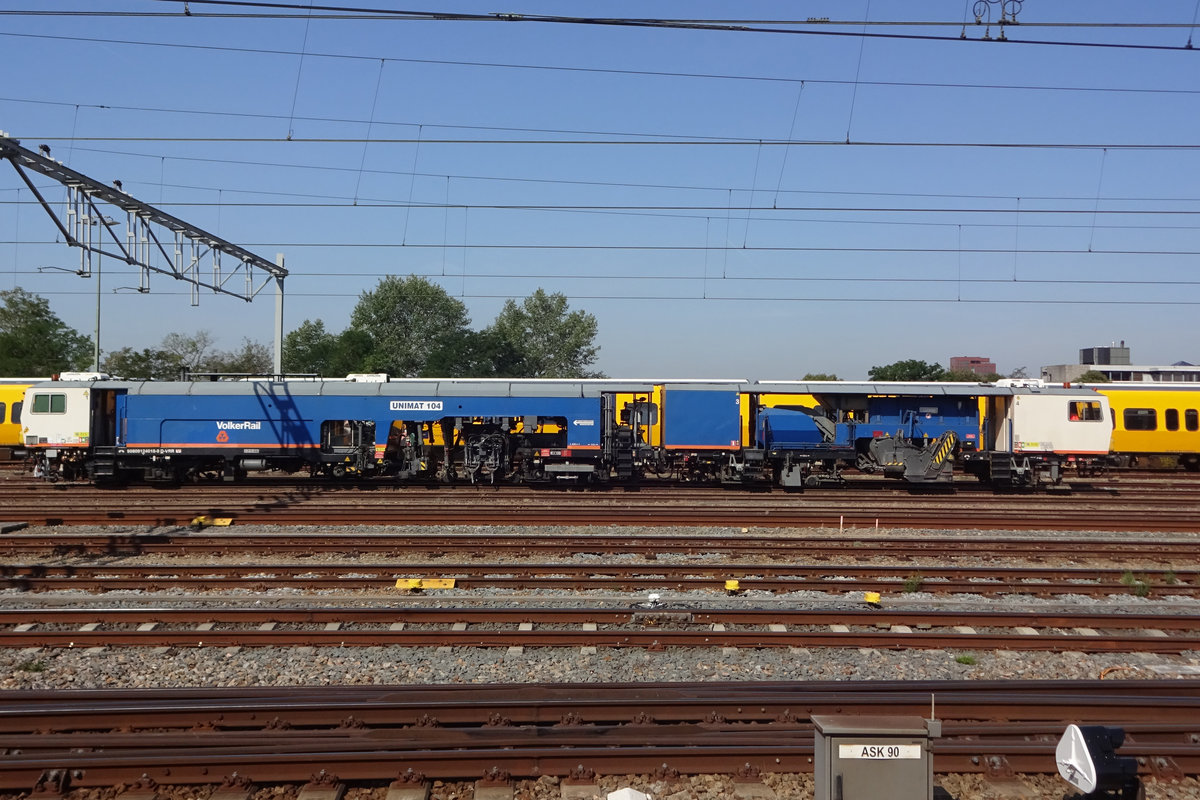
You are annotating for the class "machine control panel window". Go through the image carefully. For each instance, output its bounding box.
[30,393,67,414]
[1068,401,1103,421]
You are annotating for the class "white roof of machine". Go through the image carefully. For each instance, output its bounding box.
[752,381,1100,397]
[82,378,665,398]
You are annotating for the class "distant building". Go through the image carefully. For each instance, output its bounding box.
[1079,343,1131,367]
[950,356,997,377]
[1041,341,1200,383]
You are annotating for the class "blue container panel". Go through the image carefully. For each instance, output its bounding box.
[662,388,741,449]
[758,408,823,449]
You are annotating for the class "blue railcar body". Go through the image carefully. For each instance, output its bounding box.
[117,384,606,451]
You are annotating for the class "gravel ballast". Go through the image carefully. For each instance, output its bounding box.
[3,523,1199,799]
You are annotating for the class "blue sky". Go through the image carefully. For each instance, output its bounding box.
[1,1,1198,380]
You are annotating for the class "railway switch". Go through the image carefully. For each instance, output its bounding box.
[812,714,938,800]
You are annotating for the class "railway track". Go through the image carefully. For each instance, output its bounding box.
[1,681,1197,791]
[1,560,1194,597]
[0,479,1199,529]
[4,606,1199,653]
[4,529,1200,561]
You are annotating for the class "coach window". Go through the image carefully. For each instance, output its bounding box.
[0,402,5,423]
[1068,401,1102,421]
[12,401,21,423]
[1166,409,1180,432]
[1187,409,1199,432]
[30,393,67,414]
[1123,408,1157,431]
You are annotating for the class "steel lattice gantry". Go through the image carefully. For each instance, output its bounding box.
[1,131,288,371]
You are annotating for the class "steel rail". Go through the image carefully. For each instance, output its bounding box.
[8,507,1200,530]
[4,562,1196,582]
[3,628,1194,653]
[5,531,1200,561]
[3,607,1198,652]
[2,480,1199,531]
[4,606,1200,630]
[2,562,1194,597]
[6,681,1199,727]
[1,682,1199,787]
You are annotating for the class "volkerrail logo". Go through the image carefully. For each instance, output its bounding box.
[216,421,263,430]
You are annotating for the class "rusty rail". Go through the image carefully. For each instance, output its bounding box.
[1,681,1198,789]
[4,607,1199,653]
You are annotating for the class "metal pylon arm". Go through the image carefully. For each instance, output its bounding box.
[1,132,286,303]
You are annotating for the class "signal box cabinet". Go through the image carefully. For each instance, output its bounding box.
[812,715,938,800]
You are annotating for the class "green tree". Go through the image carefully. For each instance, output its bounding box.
[349,276,471,377]
[422,328,518,378]
[284,320,376,377]
[207,338,272,375]
[104,331,271,379]
[161,330,216,372]
[485,289,604,378]
[0,287,92,375]
[330,329,375,376]
[867,359,947,381]
[1076,370,1110,383]
[283,319,336,375]
[102,346,183,380]
[801,372,839,381]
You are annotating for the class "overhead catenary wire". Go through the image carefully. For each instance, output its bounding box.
[17,135,1200,149]
[8,1,1198,52]
[7,240,1199,256]
[2,37,1198,96]
[23,288,1200,306]
[2,199,1196,214]
[13,142,1194,206]
[3,4,1194,324]
[0,3,1194,29]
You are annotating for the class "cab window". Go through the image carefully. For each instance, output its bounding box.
[1123,408,1156,431]
[1187,409,1199,432]
[1068,401,1103,421]
[1166,409,1180,432]
[31,393,67,414]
